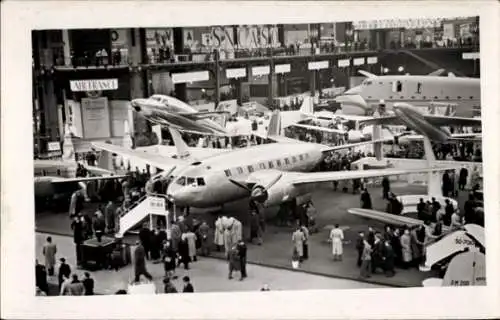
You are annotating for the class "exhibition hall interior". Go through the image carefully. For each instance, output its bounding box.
[32,17,485,296]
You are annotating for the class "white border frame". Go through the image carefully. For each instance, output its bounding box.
[2,1,499,319]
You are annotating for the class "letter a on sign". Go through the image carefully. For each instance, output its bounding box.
[184,29,194,48]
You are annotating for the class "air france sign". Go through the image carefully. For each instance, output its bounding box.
[70,79,118,92]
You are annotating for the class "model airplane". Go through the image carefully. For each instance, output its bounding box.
[130,94,229,136]
[335,70,480,117]
[92,110,458,211]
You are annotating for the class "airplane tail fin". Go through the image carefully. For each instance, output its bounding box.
[168,127,191,160]
[422,136,442,196]
[299,96,314,116]
[267,110,282,138]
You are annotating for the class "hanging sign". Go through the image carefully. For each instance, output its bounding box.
[338,59,350,67]
[308,61,329,70]
[275,64,291,74]
[171,71,209,84]
[70,79,118,92]
[367,57,378,64]
[353,58,365,66]
[252,65,271,76]
[226,68,247,79]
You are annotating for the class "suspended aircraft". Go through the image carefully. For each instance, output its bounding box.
[335,69,481,117]
[130,94,229,136]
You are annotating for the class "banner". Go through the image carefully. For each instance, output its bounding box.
[237,25,279,49]
[81,97,111,139]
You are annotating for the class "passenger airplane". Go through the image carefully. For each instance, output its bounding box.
[335,70,480,117]
[131,94,229,136]
[34,124,127,206]
[92,110,457,210]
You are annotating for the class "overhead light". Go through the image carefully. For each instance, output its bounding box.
[383,68,389,74]
[398,66,404,72]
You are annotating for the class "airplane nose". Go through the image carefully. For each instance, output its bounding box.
[130,100,142,112]
[343,85,361,95]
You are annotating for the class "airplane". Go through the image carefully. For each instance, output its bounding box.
[335,70,480,117]
[347,102,482,226]
[92,110,458,211]
[130,94,229,136]
[34,124,128,208]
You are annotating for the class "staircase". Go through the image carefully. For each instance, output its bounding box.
[117,194,169,237]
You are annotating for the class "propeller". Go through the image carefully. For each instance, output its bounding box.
[229,172,283,204]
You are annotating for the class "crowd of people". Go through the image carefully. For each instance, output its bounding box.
[36,236,96,296]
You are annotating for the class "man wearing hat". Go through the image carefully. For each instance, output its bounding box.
[58,257,71,289]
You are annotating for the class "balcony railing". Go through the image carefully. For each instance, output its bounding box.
[45,37,479,71]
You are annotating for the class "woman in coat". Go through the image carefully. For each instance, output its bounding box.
[292,227,305,262]
[329,224,344,261]
[177,237,190,270]
[170,223,182,252]
[214,216,224,251]
[400,229,413,269]
[162,240,177,279]
[182,231,197,262]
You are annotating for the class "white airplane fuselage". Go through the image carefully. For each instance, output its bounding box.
[159,142,324,208]
[33,160,80,198]
[131,95,227,135]
[337,76,480,117]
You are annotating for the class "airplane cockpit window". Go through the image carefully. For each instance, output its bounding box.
[197,178,206,186]
[186,177,196,186]
[224,169,232,177]
[151,96,162,102]
[268,161,274,168]
[176,176,186,186]
[363,80,372,86]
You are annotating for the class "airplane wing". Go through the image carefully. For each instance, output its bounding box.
[424,115,482,127]
[135,145,229,160]
[320,138,394,153]
[290,123,347,134]
[347,208,450,232]
[288,166,459,186]
[50,175,129,184]
[179,111,230,120]
[92,142,187,171]
[401,133,482,142]
[357,116,405,127]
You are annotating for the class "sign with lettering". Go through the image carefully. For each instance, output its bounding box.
[81,97,111,139]
[308,61,329,70]
[237,25,279,49]
[226,68,247,79]
[367,56,378,64]
[353,58,365,66]
[171,71,210,84]
[70,79,118,92]
[338,59,350,67]
[275,64,291,74]
[353,18,443,30]
[47,141,61,152]
[183,29,194,48]
[442,251,486,287]
[252,65,270,76]
[146,28,174,49]
[148,196,166,215]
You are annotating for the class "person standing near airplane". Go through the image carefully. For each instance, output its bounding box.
[42,236,57,276]
[382,177,390,200]
[329,224,344,261]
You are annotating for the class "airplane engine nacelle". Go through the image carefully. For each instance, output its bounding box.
[246,170,298,207]
[348,130,364,142]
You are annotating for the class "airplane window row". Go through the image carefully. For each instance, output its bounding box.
[176,176,206,187]
[224,153,310,177]
[36,169,64,176]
